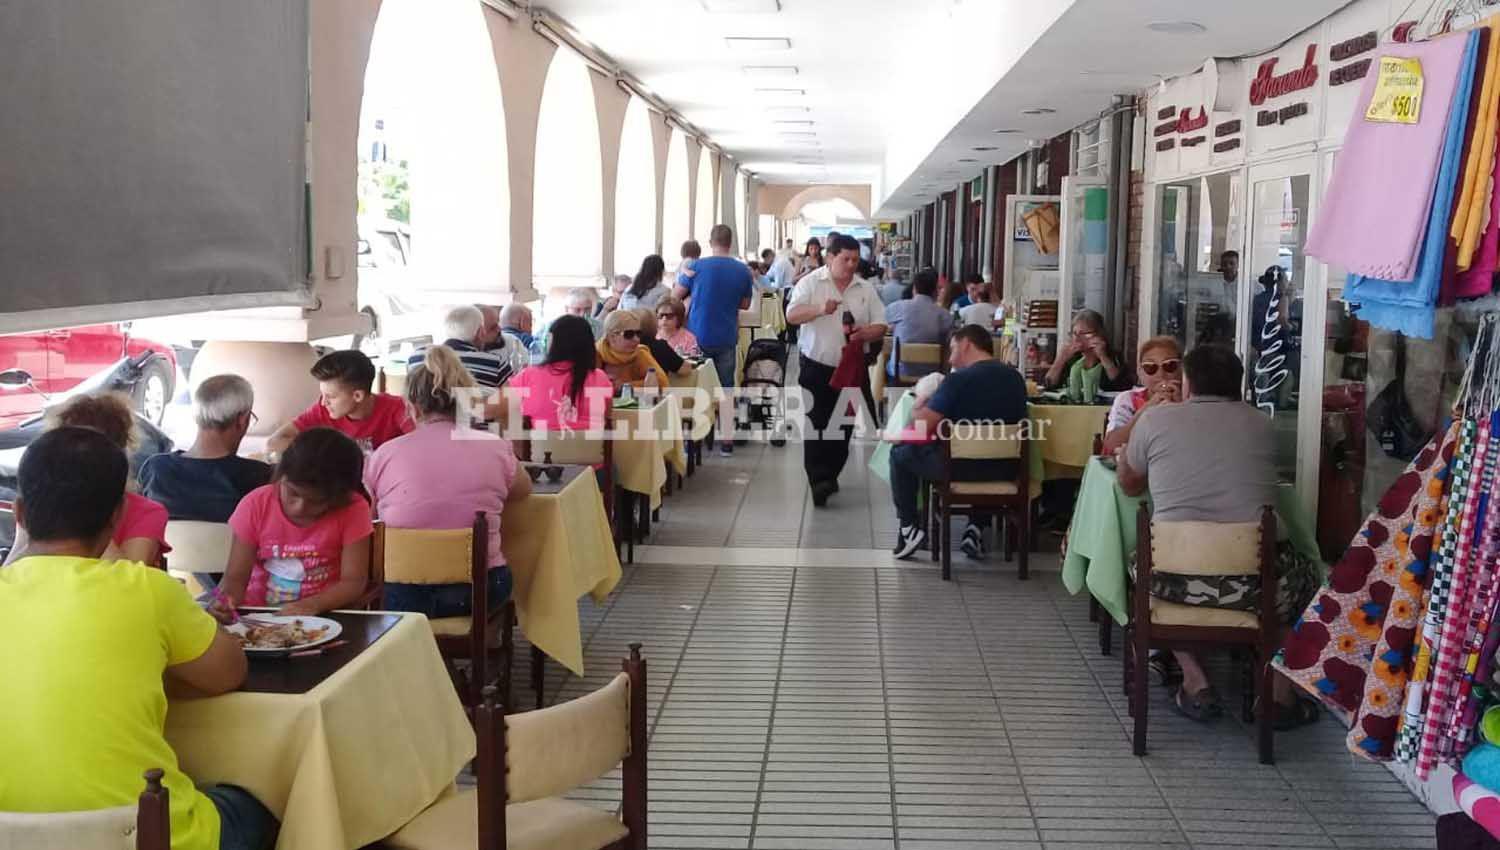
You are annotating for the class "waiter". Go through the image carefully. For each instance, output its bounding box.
[786,232,887,506]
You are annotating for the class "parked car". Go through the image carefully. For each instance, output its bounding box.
[356,215,436,351]
[0,324,177,431]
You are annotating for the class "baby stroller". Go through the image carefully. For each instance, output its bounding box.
[739,337,790,447]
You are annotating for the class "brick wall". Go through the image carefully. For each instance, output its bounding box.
[1124,169,1145,365]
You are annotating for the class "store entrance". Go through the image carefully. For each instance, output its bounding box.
[1246,162,1313,488]
[1154,172,1241,353]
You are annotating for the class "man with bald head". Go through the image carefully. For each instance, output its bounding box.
[497,303,539,370]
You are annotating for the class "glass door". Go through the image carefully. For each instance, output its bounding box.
[1152,171,1243,351]
[1245,158,1316,492]
[1057,175,1109,339]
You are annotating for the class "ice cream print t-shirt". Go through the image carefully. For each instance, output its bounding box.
[227,484,374,606]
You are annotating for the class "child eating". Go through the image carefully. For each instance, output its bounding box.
[221,428,373,615]
[266,349,412,454]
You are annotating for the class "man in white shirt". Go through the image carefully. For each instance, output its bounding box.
[787,233,888,506]
[763,248,795,291]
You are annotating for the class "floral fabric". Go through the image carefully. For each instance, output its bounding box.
[1276,423,1458,759]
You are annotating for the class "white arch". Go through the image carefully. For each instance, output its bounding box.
[533,50,603,314]
[613,96,657,279]
[358,0,509,309]
[662,129,691,269]
[694,146,716,243]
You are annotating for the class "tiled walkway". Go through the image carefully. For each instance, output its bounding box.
[552,440,1436,850]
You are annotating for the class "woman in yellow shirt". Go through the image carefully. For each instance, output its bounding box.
[595,309,665,393]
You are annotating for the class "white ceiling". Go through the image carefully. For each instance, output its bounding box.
[541,0,1353,217]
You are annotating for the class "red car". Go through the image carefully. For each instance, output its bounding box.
[0,324,177,431]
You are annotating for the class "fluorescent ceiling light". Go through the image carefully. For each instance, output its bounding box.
[766,105,811,114]
[779,132,817,138]
[743,65,798,76]
[1020,107,1056,116]
[993,128,1020,134]
[773,119,814,126]
[958,158,978,163]
[972,146,999,151]
[703,0,781,11]
[755,87,806,97]
[1146,20,1206,34]
[726,37,791,51]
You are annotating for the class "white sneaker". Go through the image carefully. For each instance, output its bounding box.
[961,524,986,560]
[894,525,926,560]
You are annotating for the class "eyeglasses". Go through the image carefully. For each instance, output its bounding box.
[1140,359,1180,376]
[617,329,640,340]
[656,313,673,320]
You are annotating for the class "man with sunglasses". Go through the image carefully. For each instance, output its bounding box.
[1100,336,1183,456]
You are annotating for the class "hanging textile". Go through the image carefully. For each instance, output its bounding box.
[1453,22,1500,273]
[1276,423,1458,758]
[1309,31,1478,281]
[1345,32,1482,339]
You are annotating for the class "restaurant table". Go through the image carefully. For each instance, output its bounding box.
[668,359,724,443]
[501,465,622,676]
[868,390,1044,500]
[1028,402,1111,479]
[1059,456,1323,626]
[165,611,473,850]
[609,396,687,508]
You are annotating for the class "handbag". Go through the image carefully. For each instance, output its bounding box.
[1366,334,1429,461]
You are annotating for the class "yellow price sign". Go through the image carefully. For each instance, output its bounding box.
[1365,56,1424,125]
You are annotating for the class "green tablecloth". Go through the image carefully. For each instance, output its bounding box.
[868,391,1044,498]
[1059,456,1323,626]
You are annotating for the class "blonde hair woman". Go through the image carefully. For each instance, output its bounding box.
[595,309,665,392]
[634,308,693,379]
[7,393,169,566]
[1099,335,1183,455]
[363,345,531,617]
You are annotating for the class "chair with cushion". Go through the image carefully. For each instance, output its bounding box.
[163,520,234,596]
[889,338,948,389]
[374,511,521,714]
[1124,504,1278,764]
[0,768,170,850]
[927,419,1030,581]
[385,644,648,850]
[519,403,615,528]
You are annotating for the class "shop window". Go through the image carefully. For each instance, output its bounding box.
[1154,172,1241,351]
[1247,173,1309,486]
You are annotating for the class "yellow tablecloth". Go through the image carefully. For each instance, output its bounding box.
[1028,403,1110,479]
[165,615,473,850]
[669,361,723,441]
[502,471,622,676]
[609,397,687,504]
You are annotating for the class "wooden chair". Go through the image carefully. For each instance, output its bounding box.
[385,644,649,850]
[373,511,522,713]
[927,419,1030,581]
[1125,504,1278,764]
[1089,405,1114,656]
[888,338,948,389]
[0,768,170,850]
[163,520,234,596]
[519,405,615,529]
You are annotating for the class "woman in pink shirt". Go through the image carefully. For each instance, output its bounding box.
[365,345,531,617]
[506,315,613,432]
[15,393,170,567]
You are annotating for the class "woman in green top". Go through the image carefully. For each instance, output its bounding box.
[1043,309,1131,400]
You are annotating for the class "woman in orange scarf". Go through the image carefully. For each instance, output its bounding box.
[595,309,665,392]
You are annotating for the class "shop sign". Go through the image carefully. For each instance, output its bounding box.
[1181,136,1206,148]
[1249,44,1320,105]
[1214,138,1242,153]
[1156,138,1176,152]
[1330,31,1377,61]
[1175,107,1209,133]
[1331,59,1373,87]
[1156,104,1177,120]
[1256,101,1310,127]
[1215,119,1242,137]
[1154,121,1178,138]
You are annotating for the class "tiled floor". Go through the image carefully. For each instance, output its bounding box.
[547,439,1437,849]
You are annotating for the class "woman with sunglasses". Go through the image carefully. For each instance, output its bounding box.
[655,296,701,357]
[1100,335,1182,455]
[634,308,693,379]
[595,309,665,393]
[1043,309,1131,399]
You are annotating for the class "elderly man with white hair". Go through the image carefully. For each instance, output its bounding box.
[407,304,512,388]
[138,373,273,525]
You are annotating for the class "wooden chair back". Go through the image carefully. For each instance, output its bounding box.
[163,520,233,579]
[890,338,948,385]
[1130,503,1278,763]
[0,769,169,850]
[477,644,649,850]
[519,398,615,522]
[932,419,1031,580]
[374,512,495,709]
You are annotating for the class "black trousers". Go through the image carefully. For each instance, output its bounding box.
[798,355,853,487]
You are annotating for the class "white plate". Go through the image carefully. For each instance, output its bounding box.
[228,615,342,655]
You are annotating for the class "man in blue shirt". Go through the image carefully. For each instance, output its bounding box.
[674,224,753,456]
[884,268,953,378]
[888,324,1028,560]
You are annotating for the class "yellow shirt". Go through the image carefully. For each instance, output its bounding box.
[0,556,221,850]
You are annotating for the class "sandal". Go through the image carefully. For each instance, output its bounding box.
[1268,697,1321,731]
[1170,686,1223,722]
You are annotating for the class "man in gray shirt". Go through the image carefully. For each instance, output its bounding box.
[883,268,952,378]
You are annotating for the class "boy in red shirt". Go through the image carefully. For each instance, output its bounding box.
[267,350,412,455]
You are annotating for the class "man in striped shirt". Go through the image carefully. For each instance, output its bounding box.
[407,304,512,388]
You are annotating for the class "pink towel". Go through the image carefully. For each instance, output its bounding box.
[1308,35,1476,281]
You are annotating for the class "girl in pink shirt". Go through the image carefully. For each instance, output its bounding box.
[365,345,531,618]
[222,428,373,615]
[507,315,613,432]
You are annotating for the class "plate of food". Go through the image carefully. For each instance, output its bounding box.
[228,615,342,655]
